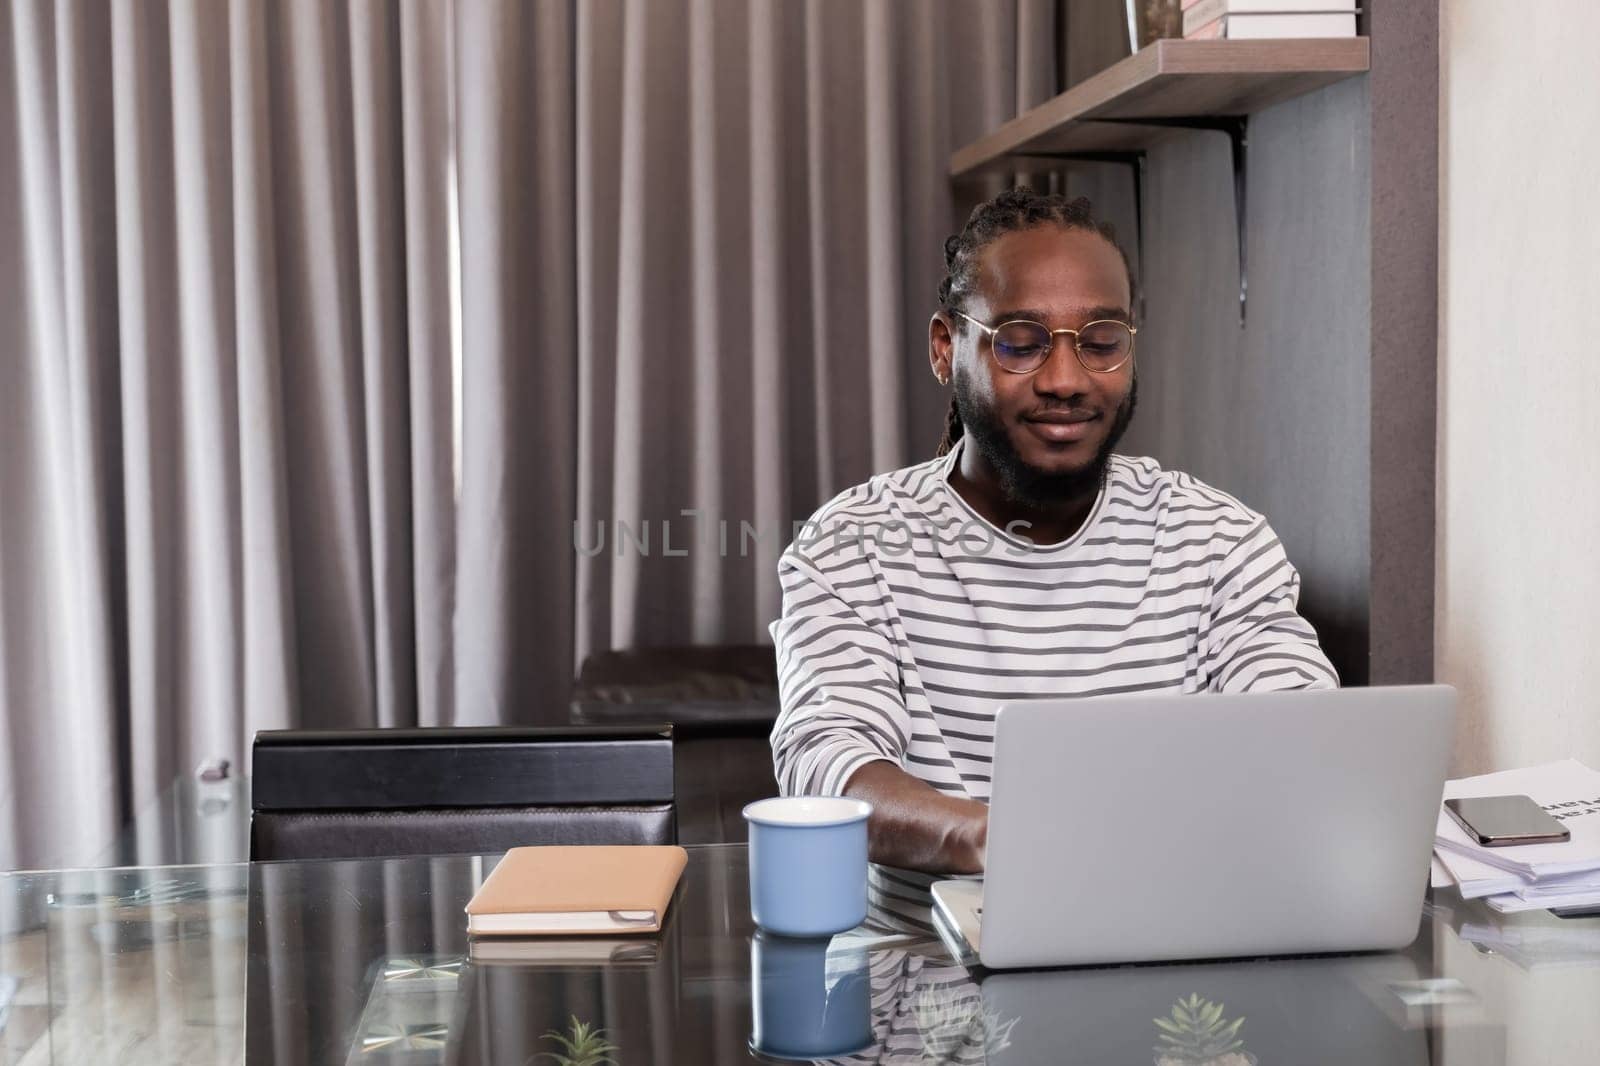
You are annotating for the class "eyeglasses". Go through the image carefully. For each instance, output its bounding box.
[951,309,1136,375]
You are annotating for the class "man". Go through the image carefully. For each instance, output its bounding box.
[769,188,1337,899]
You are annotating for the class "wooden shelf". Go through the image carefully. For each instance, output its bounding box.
[950,38,1370,179]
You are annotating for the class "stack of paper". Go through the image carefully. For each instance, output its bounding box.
[1430,760,1600,913]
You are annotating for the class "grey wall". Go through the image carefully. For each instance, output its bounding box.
[1057,77,1374,684]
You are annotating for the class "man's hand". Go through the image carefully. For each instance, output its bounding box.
[842,760,988,874]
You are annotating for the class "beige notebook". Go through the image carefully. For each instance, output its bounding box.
[464,845,687,936]
[469,937,661,965]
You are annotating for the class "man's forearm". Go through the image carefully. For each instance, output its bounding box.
[842,759,988,874]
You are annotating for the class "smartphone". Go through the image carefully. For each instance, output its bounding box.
[1444,794,1570,847]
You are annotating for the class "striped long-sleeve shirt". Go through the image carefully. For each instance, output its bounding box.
[770,439,1338,807]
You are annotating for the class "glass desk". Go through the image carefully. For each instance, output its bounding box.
[2,845,1598,1064]
[90,773,251,871]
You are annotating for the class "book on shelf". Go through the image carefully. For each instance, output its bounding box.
[1184,0,1355,21]
[1183,1,1358,39]
[1186,12,1358,40]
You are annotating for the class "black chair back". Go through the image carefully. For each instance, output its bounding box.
[249,725,675,861]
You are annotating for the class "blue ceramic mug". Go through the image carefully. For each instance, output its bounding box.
[743,796,872,936]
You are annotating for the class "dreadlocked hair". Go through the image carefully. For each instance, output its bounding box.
[934,187,1137,457]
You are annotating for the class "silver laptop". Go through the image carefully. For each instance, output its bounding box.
[932,685,1457,969]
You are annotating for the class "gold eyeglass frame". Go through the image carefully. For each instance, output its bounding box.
[950,308,1137,375]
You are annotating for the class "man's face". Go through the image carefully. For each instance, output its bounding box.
[938,225,1137,506]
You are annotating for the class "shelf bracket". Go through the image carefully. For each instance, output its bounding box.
[1015,151,1147,324]
[1088,116,1250,326]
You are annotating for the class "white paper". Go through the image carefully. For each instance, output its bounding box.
[1515,877,1600,901]
[1432,845,1526,898]
[1436,760,1600,879]
[1484,888,1600,914]
[1431,844,1600,899]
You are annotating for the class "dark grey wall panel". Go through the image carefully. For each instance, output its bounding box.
[1367,0,1438,685]
[1102,75,1374,683]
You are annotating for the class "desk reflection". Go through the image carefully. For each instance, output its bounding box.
[446,911,682,1066]
[732,881,1445,1066]
[798,947,1435,1066]
[232,850,1543,1066]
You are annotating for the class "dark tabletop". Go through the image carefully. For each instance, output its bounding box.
[3,844,1596,1064]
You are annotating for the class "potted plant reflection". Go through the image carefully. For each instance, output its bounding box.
[1153,993,1253,1066]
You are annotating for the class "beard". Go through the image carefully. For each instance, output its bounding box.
[954,371,1138,511]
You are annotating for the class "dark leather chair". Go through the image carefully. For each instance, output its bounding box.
[249,725,675,861]
[571,645,780,844]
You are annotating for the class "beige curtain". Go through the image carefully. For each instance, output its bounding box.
[1,0,1054,870]
[0,0,455,872]
[453,0,1056,687]
[450,0,1057,718]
